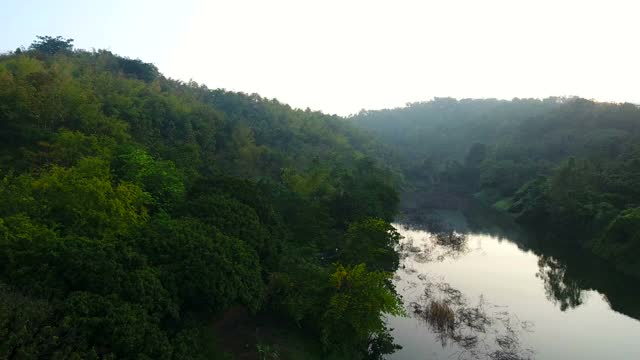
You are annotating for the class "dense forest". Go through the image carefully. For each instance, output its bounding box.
[4,35,640,359]
[352,97,640,278]
[0,37,405,359]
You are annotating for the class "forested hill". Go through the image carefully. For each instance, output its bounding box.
[0,37,404,359]
[352,97,640,278]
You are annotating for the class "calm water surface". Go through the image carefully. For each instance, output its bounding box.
[387,211,640,360]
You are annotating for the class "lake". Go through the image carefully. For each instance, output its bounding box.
[387,209,640,360]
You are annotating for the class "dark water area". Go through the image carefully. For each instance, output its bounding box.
[387,202,640,360]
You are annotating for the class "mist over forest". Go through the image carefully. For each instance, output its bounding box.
[352,96,640,278]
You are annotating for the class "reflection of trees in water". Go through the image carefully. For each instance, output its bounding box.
[434,231,470,260]
[401,207,640,321]
[529,242,640,320]
[536,255,585,311]
[395,228,535,360]
[397,229,471,264]
[410,279,535,360]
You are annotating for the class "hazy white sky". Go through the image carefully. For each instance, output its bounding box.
[2,0,639,115]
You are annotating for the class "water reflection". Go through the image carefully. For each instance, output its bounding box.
[536,255,585,311]
[398,229,471,264]
[395,226,535,359]
[391,205,640,360]
[410,279,534,360]
[401,205,640,321]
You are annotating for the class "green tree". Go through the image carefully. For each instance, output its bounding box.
[340,218,401,272]
[114,148,185,208]
[321,263,404,357]
[135,217,265,312]
[29,35,74,55]
[31,157,151,238]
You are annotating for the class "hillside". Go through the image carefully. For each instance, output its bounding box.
[0,37,404,359]
[352,97,640,277]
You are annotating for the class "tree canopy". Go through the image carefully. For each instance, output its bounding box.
[353,97,640,277]
[0,37,403,359]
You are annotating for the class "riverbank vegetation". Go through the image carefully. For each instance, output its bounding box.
[0,37,404,359]
[353,98,640,277]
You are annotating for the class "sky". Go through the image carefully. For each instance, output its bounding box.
[2,0,639,115]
